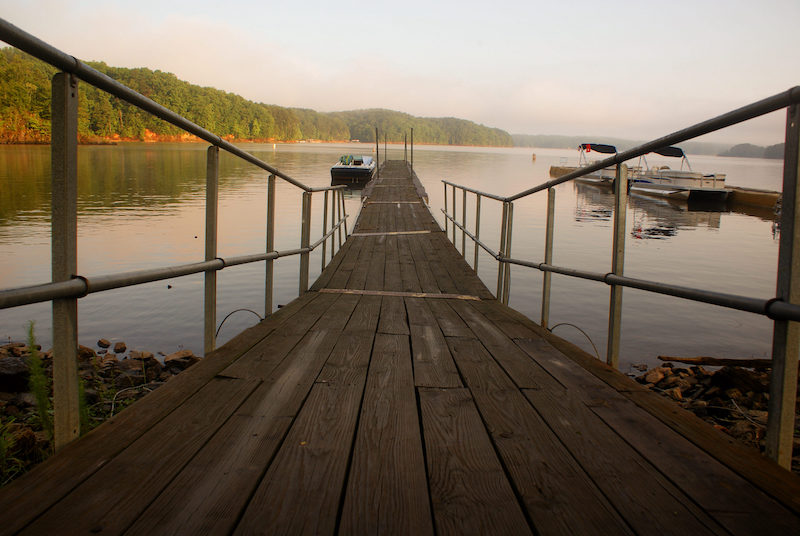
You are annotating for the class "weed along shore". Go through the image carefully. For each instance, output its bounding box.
[0,334,201,485]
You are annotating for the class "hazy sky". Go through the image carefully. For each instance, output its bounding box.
[2,0,797,144]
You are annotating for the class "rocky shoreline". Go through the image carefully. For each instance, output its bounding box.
[633,362,800,473]
[0,339,201,486]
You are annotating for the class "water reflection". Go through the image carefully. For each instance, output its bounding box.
[573,181,723,240]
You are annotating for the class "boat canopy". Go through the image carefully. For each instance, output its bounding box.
[579,143,617,154]
[651,146,685,158]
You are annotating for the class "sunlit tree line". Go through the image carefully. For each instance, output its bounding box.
[0,48,512,147]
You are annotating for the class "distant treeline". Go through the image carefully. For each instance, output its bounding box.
[0,48,512,146]
[718,143,784,159]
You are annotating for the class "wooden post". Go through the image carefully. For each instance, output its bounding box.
[299,191,312,294]
[766,104,800,468]
[51,72,80,450]
[606,164,628,368]
[265,174,275,316]
[541,188,556,329]
[204,146,219,353]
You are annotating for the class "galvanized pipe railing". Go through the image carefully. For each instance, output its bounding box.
[442,88,800,469]
[0,19,351,450]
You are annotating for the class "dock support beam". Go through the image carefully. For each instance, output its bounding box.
[51,72,80,450]
[606,164,628,369]
[204,146,219,353]
[299,191,312,294]
[766,104,800,468]
[541,188,556,329]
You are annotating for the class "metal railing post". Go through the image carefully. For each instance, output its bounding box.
[375,127,380,180]
[443,182,449,237]
[461,189,467,257]
[411,127,414,170]
[606,164,629,368]
[299,191,312,294]
[451,184,457,244]
[51,72,80,450]
[341,190,348,237]
[502,202,514,305]
[322,190,329,272]
[497,202,509,299]
[766,104,800,468]
[203,146,219,354]
[265,174,275,316]
[474,194,481,270]
[541,188,556,329]
[331,190,337,260]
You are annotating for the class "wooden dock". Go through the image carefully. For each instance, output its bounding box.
[1,160,798,534]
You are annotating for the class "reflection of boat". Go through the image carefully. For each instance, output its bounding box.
[330,155,376,185]
[550,143,618,184]
[629,147,728,203]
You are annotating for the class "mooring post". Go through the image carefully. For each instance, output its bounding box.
[51,72,80,450]
[299,191,312,294]
[502,202,514,305]
[606,164,629,368]
[541,187,556,329]
[461,189,467,257]
[322,190,329,272]
[474,194,481,270]
[497,202,509,299]
[265,174,275,316]
[204,146,219,354]
[766,103,800,468]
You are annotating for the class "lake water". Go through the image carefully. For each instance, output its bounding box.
[0,143,785,371]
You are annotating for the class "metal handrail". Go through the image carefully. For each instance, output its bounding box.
[441,90,800,469]
[0,18,344,194]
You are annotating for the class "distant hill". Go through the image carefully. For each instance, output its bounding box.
[0,48,511,146]
[512,134,733,156]
[720,143,784,159]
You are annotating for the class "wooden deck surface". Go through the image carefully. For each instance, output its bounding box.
[1,160,799,535]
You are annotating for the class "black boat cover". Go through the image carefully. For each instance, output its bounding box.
[579,143,617,154]
[652,146,685,158]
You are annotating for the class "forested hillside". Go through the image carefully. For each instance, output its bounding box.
[0,48,511,146]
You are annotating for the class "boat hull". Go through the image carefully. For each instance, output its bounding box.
[330,165,376,185]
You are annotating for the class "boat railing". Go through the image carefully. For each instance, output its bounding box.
[442,85,800,468]
[0,18,350,449]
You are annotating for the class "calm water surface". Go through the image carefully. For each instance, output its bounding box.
[0,143,784,370]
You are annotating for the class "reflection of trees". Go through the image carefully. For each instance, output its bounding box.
[0,145,260,224]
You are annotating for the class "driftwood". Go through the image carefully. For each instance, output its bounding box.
[657,355,774,369]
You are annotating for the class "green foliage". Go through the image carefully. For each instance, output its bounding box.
[26,322,52,443]
[0,418,25,486]
[0,47,512,147]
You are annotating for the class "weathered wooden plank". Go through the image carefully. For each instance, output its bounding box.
[378,294,409,335]
[446,336,633,535]
[22,376,261,535]
[419,387,532,535]
[234,319,376,535]
[384,235,403,291]
[310,235,354,291]
[364,234,387,291]
[428,299,473,338]
[398,235,422,292]
[448,299,558,390]
[406,297,461,388]
[339,334,434,535]
[322,234,365,290]
[347,235,378,290]
[522,388,725,535]
[406,234,442,293]
[126,297,357,535]
[0,291,318,536]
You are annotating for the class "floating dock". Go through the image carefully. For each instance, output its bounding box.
[0,161,798,535]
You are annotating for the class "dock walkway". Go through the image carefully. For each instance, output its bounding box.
[1,161,799,534]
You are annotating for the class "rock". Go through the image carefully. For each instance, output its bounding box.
[0,356,30,392]
[664,387,683,401]
[78,345,96,361]
[97,339,111,349]
[163,350,199,370]
[83,387,100,405]
[114,370,146,389]
[710,366,766,394]
[113,342,127,354]
[14,392,37,407]
[644,368,667,384]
